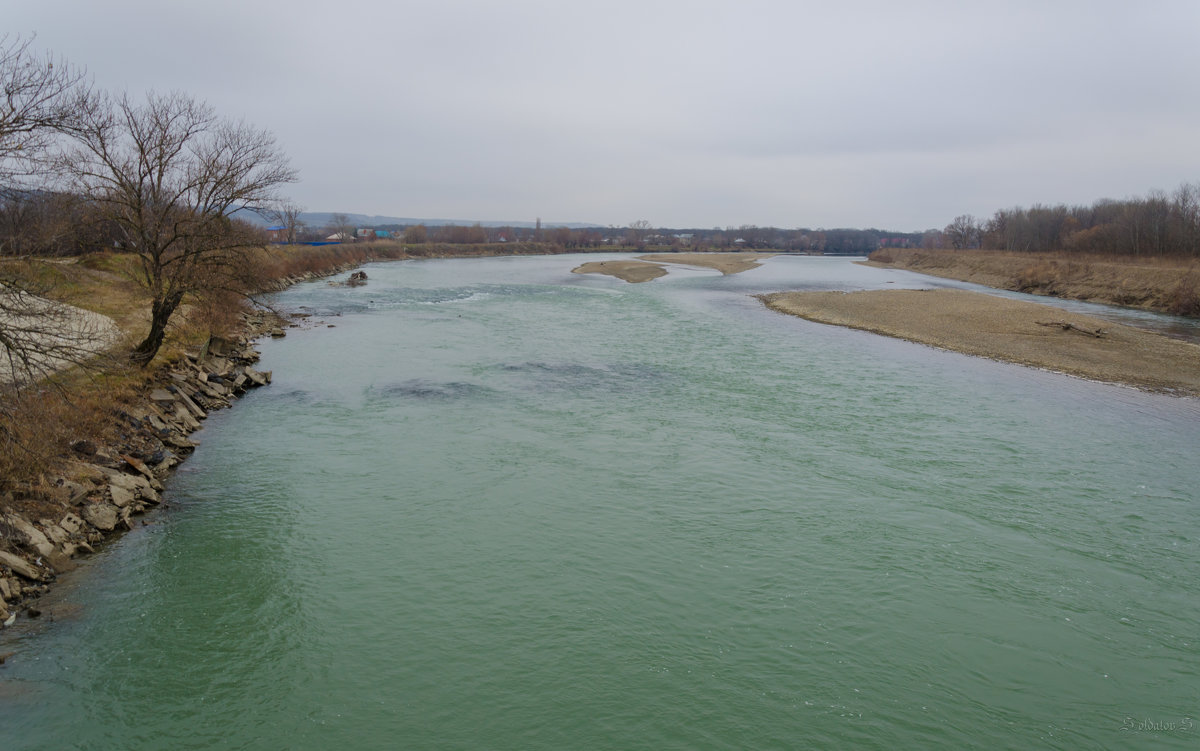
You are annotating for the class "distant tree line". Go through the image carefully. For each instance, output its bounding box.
[357,221,924,255]
[935,183,1200,257]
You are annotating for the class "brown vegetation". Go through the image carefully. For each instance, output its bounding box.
[866,248,1200,316]
[931,183,1200,258]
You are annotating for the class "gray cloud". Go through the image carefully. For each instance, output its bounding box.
[9,0,1200,230]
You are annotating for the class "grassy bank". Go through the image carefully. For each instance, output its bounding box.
[867,248,1200,317]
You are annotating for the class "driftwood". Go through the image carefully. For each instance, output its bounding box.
[1036,320,1105,338]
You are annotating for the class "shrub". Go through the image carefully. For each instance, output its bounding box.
[1167,272,1200,317]
[1015,262,1060,293]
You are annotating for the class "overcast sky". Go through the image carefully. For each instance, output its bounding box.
[9,0,1200,230]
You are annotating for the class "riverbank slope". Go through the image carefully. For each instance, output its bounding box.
[866,248,1200,316]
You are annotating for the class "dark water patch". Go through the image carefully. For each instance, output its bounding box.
[253,388,319,406]
[369,379,497,401]
[494,360,668,393]
[386,287,483,305]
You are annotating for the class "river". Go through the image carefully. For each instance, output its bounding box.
[3,254,1198,750]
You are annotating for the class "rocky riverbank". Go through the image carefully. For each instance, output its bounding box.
[0,310,286,630]
[0,258,381,633]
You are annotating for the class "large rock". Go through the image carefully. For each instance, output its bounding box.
[58,513,86,536]
[108,484,135,508]
[173,403,201,431]
[55,478,92,505]
[244,368,270,386]
[106,467,159,502]
[81,502,120,531]
[45,550,75,573]
[2,514,55,558]
[0,550,45,581]
[204,356,233,377]
[177,389,206,419]
[120,455,164,491]
[39,520,69,546]
[143,408,171,433]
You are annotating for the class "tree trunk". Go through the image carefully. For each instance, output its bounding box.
[129,293,181,366]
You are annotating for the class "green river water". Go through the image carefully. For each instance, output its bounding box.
[2,254,1198,750]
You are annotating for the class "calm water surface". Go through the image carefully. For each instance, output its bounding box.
[3,255,1198,750]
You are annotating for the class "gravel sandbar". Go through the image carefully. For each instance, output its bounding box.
[761,288,1200,396]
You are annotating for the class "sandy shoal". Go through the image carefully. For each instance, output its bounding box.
[570,259,668,283]
[639,253,775,275]
[760,288,1200,396]
[571,252,775,282]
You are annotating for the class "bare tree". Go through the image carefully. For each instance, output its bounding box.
[327,212,354,242]
[944,214,981,250]
[267,200,305,244]
[403,223,427,244]
[59,90,297,365]
[1,34,88,188]
[0,36,108,386]
[0,189,80,256]
[627,219,652,248]
[1,33,86,264]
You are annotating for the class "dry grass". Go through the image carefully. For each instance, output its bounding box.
[0,366,144,501]
[867,248,1200,316]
